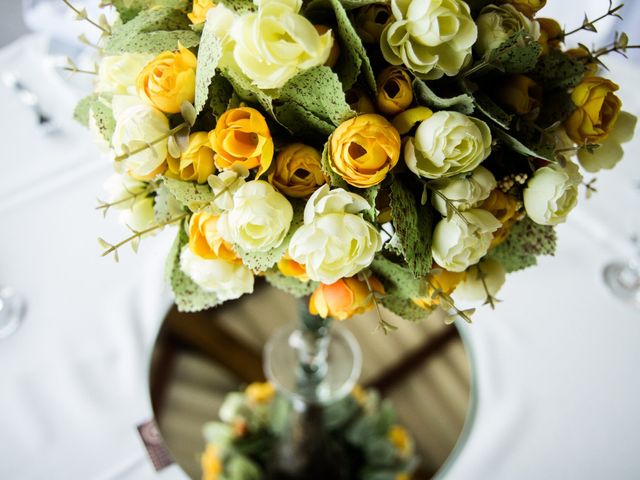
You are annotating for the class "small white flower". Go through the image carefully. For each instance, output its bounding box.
[405,111,492,179]
[289,186,382,283]
[180,246,254,301]
[474,4,540,57]
[431,166,497,216]
[217,180,293,252]
[432,209,501,272]
[96,53,153,95]
[454,258,506,303]
[523,162,582,226]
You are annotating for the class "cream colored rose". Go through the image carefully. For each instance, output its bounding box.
[474,4,540,57]
[289,186,382,284]
[381,0,477,80]
[217,180,293,252]
[230,0,333,89]
[120,196,157,232]
[180,246,254,301]
[112,103,170,179]
[523,162,582,226]
[431,166,497,216]
[96,53,153,95]
[454,258,506,303]
[578,111,638,173]
[405,111,492,179]
[103,173,147,209]
[432,209,501,272]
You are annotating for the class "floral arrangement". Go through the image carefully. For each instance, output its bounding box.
[71,0,637,331]
[200,382,417,480]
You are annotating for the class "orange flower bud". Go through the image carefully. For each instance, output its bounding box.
[309,275,385,320]
[268,143,326,198]
[277,254,309,282]
[167,131,216,184]
[481,189,520,247]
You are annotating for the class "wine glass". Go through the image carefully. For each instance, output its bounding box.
[0,285,26,339]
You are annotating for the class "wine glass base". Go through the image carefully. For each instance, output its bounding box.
[603,262,640,308]
[0,287,26,339]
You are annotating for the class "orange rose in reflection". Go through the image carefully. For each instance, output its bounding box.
[167,131,216,184]
[136,45,196,114]
[245,382,276,405]
[376,66,413,116]
[188,0,215,25]
[188,211,237,261]
[412,268,466,309]
[309,275,384,320]
[329,114,401,188]
[481,189,520,247]
[277,254,309,282]
[209,107,274,178]
[268,143,326,198]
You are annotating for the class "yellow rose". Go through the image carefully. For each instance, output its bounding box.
[329,114,401,188]
[201,444,222,480]
[537,18,562,55]
[309,275,385,321]
[277,254,309,282]
[245,382,276,405]
[209,107,274,178]
[502,0,546,17]
[495,74,542,116]
[354,3,392,44]
[388,425,413,458]
[565,76,621,144]
[167,132,216,184]
[345,87,376,114]
[268,143,326,198]
[136,45,196,114]
[315,25,340,68]
[412,268,466,308]
[188,0,215,25]
[188,211,237,261]
[481,189,520,247]
[376,66,413,116]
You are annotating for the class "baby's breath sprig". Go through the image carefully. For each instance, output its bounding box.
[115,122,190,163]
[554,1,624,41]
[359,270,397,335]
[425,279,475,324]
[62,0,112,36]
[99,213,188,261]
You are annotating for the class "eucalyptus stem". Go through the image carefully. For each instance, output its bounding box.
[61,0,111,34]
[64,67,98,75]
[554,1,624,40]
[423,183,471,226]
[115,122,189,163]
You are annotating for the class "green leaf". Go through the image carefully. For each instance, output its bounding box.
[194,19,223,115]
[338,0,387,8]
[209,75,234,118]
[489,217,557,272]
[380,294,432,322]
[226,455,262,480]
[264,270,318,298]
[218,0,257,14]
[73,94,100,126]
[235,200,304,272]
[531,49,586,89]
[330,0,376,91]
[220,66,274,113]
[111,0,190,23]
[154,183,184,223]
[389,177,433,277]
[321,142,350,189]
[277,66,354,127]
[105,8,200,55]
[163,177,215,211]
[473,91,513,130]
[370,256,422,299]
[167,227,223,312]
[492,126,554,161]
[274,102,335,142]
[413,79,475,115]
[357,184,380,223]
[487,29,541,74]
[90,99,116,145]
[202,421,233,445]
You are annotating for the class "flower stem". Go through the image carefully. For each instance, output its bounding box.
[115,122,189,163]
[61,0,111,34]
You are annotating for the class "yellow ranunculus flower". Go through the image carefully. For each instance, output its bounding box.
[268,143,326,198]
[201,444,222,480]
[503,0,546,17]
[188,0,215,25]
[188,211,237,261]
[209,107,274,178]
[245,382,276,405]
[346,87,376,114]
[167,132,216,184]
[496,74,542,116]
[565,76,622,145]
[537,18,562,55]
[391,106,433,134]
[136,45,196,114]
[481,189,520,247]
[376,66,413,116]
[412,268,466,308]
[309,275,385,321]
[388,425,413,458]
[277,254,309,282]
[355,4,392,44]
[329,114,401,188]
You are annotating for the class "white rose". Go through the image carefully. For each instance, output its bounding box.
[523,162,582,226]
[454,258,506,303]
[180,246,254,301]
[112,103,170,179]
[217,180,293,252]
[96,53,153,95]
[578,111,638,172]
[474,4,540,57]
[120,196,157,232]
[381,0,477,79]
[432,209,501,272]
[289,186,382,283]
[103,173,147,209]
[431,166,497,216]
[229,0,333,89]
[405,111,492,179]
